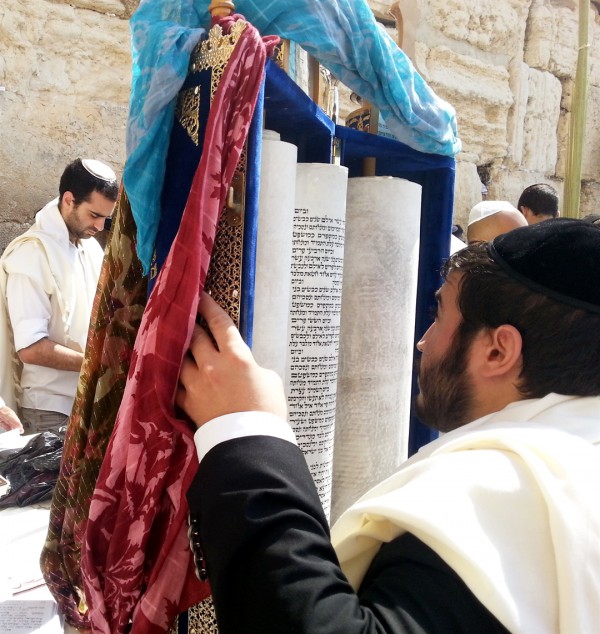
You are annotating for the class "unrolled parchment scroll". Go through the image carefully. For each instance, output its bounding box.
[330,176,422,522]
[286,162,349,518]
[251,130,298,380]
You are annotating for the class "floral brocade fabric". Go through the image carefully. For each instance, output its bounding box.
[40,190,148,631]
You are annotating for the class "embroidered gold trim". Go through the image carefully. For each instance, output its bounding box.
[167,596,218,633]
[274,39,290,71]
[176,86,201,146]
[149,251,158,281]
[182,20,248,144]
[204,138,247,328]
[189,20,247,81]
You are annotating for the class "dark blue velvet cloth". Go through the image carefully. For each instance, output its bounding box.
[150,66,213,296]
[238,80,264,346]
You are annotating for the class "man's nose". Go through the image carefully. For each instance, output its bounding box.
[94,217,107,231]
[416,323,433,352]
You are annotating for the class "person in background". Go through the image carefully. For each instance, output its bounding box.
[0,159,118,434]
[177,219,600,634]
[466,200,527,243]
[517,183,559,225]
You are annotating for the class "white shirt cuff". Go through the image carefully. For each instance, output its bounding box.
[193,411,297,463]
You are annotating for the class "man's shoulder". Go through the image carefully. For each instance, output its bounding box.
[2,234,48,268]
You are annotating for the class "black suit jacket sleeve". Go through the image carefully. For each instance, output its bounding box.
[186,435,509,634]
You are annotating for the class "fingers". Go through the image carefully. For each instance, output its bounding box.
[176,356,205,423]
[197,292,248,356]
[0,407,20,423]
[188,320,217,364]
[0,413,24,433]
[178,355,197,392]
[174,381,189,414]
[178,292,285,428]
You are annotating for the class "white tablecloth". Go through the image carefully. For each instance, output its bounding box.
[0,430,78,633]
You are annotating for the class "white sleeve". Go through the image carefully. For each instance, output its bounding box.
[193,411,297,463]
[6,273,51,351]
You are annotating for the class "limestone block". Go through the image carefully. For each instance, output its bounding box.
[580,180,600,216]
[0,0,131,100]
[413,41,431,81]
[524,3,580,78]
[523,2,556,70]
[52,0,140,19]
[556,101,570,179]
[425,46,513,163]
[506,60,530,167]
[56,0,129,18]
[452,161,486,229]
[555,77,573,178]
[560,77,574,111]
[557,83,600,181]
[589,17,600,88]
[581,85,600,181]
[425,0,529,55]
[521,67,562,174]
[486,167,564,212]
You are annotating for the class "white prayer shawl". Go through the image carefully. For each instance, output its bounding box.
[0,199,103,411]
[331,393,600,633]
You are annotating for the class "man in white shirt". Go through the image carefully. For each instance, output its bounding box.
[0,159,118,434]
[177,219,600,633]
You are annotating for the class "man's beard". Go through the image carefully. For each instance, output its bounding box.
[65,206,96,241]
[415,324,477,433]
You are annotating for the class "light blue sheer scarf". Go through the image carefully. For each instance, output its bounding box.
[125,0,461,272]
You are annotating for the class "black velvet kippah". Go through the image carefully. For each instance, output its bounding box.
[487,218,600,314]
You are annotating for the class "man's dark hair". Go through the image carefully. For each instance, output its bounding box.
[442,242,600,398]
[517,183,559,218]
[58,158,119,207]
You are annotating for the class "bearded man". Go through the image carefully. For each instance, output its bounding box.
[177,218,600,633]
[0,158,118,434]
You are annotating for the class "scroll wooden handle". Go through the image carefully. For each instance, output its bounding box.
[389,2,404,49]
[209,0,235,17]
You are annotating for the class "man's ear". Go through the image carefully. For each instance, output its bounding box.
[61,191,74,209]
[478,324,522,379]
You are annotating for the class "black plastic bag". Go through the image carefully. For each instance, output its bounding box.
[0,430,64,507]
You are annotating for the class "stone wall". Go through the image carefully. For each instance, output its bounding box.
[403,0,600,229]
[0,0,132,251]
[0,0,598,250]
